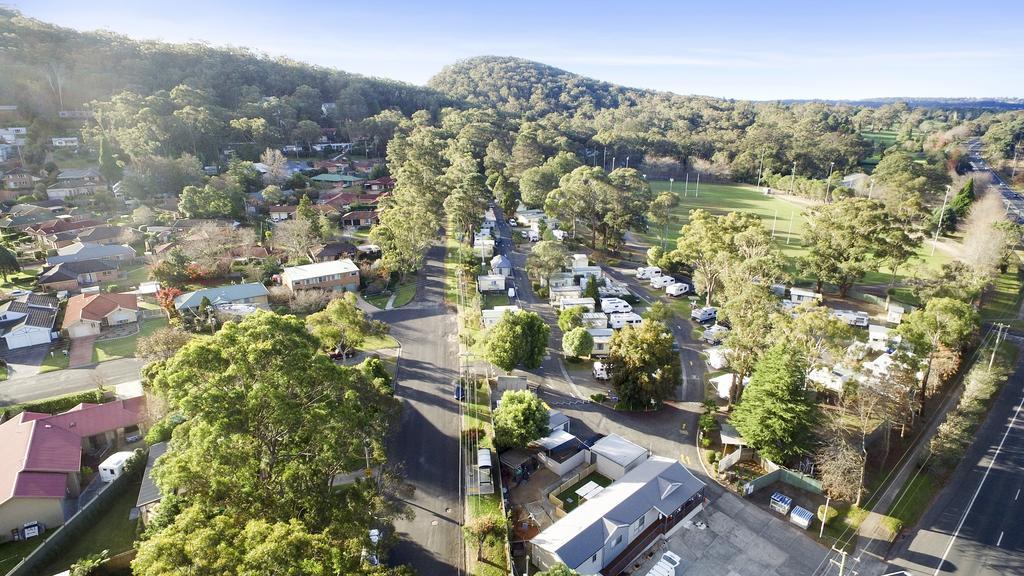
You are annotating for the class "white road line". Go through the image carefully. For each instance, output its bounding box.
[933,392,1024,575]
[998,531,1004,547]
[1016,488,1021,501]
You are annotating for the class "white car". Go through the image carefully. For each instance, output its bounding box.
[593,361,610,380]
[636,266,662,279]
[508,219,517,227]
[651,275,676,289]
[600,298,633,313]
[665,283,690,297]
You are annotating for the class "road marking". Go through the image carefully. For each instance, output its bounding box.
[998,531,1004,546]
[932,393,1024,575]
[1016,488,1021,501]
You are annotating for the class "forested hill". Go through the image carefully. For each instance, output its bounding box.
[428,55,648,117]
[0,8,447,121]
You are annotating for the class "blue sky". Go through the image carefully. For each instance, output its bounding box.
[15,0,1024,100]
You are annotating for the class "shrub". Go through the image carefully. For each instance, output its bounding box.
[145,414,185,444]
[698,412,717,433]
[705,449,717,463]
[879,515,903,537]
[106,284,120,293]
[291,289,331,313]
[590,393,607,403]
[700,436,712,448]
[268,285,293,306]
[12,390,107,415]
[817,504,839,525]
[714,450,722,462]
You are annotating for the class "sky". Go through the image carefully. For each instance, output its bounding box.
[12,0,1024,100]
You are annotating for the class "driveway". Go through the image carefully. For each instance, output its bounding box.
[1,343,50,380]
[68,336,97,368]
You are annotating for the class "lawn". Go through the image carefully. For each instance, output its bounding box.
[0,536,45,574]
[463,381,494,450]
[980,265,1023,321]
[885,472,937,535]
[555,472,613,512]
[93,318,168,363]
[637,180,812,260]
[360,334,400,351]
[482,292,510,309]
[39,345,70,373]
[821,504,869,551]
[467,491,507,576]
[39,480,141,575]
[364,292,390,309]
[0,268,41,291]
[391,279,417,307]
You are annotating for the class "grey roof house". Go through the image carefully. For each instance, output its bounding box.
[531,456,706,575]
[45,243,136,266]
[135,441,168,525]
[0,293,59,349]
[174,282,271,311]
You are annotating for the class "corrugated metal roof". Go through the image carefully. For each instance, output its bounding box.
[136,442,169,507]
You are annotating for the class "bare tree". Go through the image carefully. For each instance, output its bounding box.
[273,218,322,263]
[815,433,865,503]
[181,223,257,274]
[260,147,288,185]
[960,187,1008,278]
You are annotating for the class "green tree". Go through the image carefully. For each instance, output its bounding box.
[306,292,387,355]
[557,306,586,332]
[897,297,978,415]
[872,151,950,219]
[70,550,109,576]
[731,343,816,463]
[98,136,122,184]
[292,119,322,150]
[609,320,679,409]
[562,326,594,359]
[526,240,569,286]
[492,390,549,449]
[582,275,599,302]
[462,513,506,562]
[262,184,285,205]
[519,165,560,208]
[484,311,550,372]
[150,248,190,288]
[0,245,21,283]
[647,191,679,250]
[670,209,763,306]
[507,127,544,181]
[492,173,519,217]
[720,279,779,404]
[178,183,243,219]
[800,198,889,297]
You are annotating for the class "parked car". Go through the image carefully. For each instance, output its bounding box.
[665,283,690,297]
[600,297,633,313]
[651,275,676,289]
[508,218,518,226]
[691,306,718,323]
[593,361,610,380]
[702,324,730,344]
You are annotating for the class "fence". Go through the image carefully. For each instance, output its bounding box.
[5,451,144,576]
[741,458,822,497]
[546,462,598,511]
[717,446,756,473]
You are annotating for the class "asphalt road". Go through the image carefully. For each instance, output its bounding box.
[890,356,1024,576]
[378,242,463,575]
[0,357,143,406]
[967,138,1024,219]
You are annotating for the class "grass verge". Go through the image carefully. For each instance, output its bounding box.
[93,318,168,363]
[39,346,70,373]
[0,537,45,574]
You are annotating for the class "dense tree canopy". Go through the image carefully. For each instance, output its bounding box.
[609,320,680,409]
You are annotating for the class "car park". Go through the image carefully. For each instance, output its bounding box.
[691,306,718,323]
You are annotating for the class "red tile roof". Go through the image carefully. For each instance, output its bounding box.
[13,472,69,498]
[62,293,138,329]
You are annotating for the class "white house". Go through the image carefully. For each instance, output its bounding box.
[62,293,139,339]
[572,266,603,284]
[789,287,822,304]
[280,259,360,293]
[868,324,895,351]
[532,430,587,476]
[831,309,870,327]
[887,303,905,325]
[807,365,854,394]
[572,254,589,268]
[477,274,507,293]
[549,285,583,305]
[548,273,576,289]
[482,305,520,328]
[587,328,614,357]
[51,137,80,148]
[589,434,648,480]
[0,293,59,349]
[490,254,512,277]
[559,297,596,312]
[531,456,706,575]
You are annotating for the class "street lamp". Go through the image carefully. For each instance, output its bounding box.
[669,177,674,194]
[625,155,630,168]
[611,156,616,171]
[756,148,766,189]
[790,161,797,196]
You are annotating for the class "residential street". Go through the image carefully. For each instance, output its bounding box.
[0,357,143,406]
[889,356,1024,576]
[377,243,464,574]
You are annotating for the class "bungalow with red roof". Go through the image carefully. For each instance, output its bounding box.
[363,176,395,192]
[0,397,146,540]
[340,210,378,227]
[62,293,139,339]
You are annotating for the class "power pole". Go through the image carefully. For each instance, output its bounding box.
[990,324,1006,369]
[790,161,797,196]
[931,185,952,256]
[695,172,700,197]
[756,148,766,189]
[824,161,835,203]
[684,173,689,197]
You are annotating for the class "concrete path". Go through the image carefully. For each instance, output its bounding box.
[384,292,397,310]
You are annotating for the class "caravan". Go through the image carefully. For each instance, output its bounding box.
[600,298,633,313]
[665,282,690,297]
[690,306,718,323]
[608,312,643,329]
[650,275,676,289]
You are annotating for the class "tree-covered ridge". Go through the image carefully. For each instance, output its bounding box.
[0,8,447,121]
[428,55,645,117]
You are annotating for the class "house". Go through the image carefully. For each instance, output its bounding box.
[363,176,395,192]
[2,168,38,194]
[227,245,270,263]
[831,309,870,327]
[51,137,79,148]
[572,266,603,284]
[46,243,136,267]
[473,235,495,258]
[37,260,121,292]
[0,205,58,231]
[268,205,297,222]
[0,127,27,146]
[135,441,168,525]
[280,259,360,293]
[313,241,358,262]
[477,274,507,293]
[62,293,139,339]
[46,168,107,200]
[587,328,613,357]
[572,254,589,268]
[549,285,583,305]
[582,312,608,328]
[532,430,588,476]
[340,210,378,227]
[490,254,512,277]
[841,173,870,192]
[76,226,133,246]
[886,303,905,325]
[174,283,271,312]
[807,365,853,394]
[548,273,575,289]
[0,396,146,541]
[0,293,59,349]
[868,324,896,351]
[482,305,520,328]
[589,434,648,480]
[789,287,822,304]
[530,456,706,575]
[311,173,364,188]
[558,297,596,312]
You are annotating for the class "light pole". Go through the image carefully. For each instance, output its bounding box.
[790,161,797,196]
[756,148,766,189]
[625,155,630,168]
[695,172,700,197]
[611,156,616,171]
[669,177,674,194]
[824,161,835,202]
[931,184,952,256]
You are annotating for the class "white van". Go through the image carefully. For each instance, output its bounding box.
[651,275,676,289]
[691,306,718,323]
[665,283,690,297]
[507,287,516,299]
[636,266,662,279]
[528,229,540,242]
[608,312,643,329]
[600,298,633,313]
[593,361,610,380]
